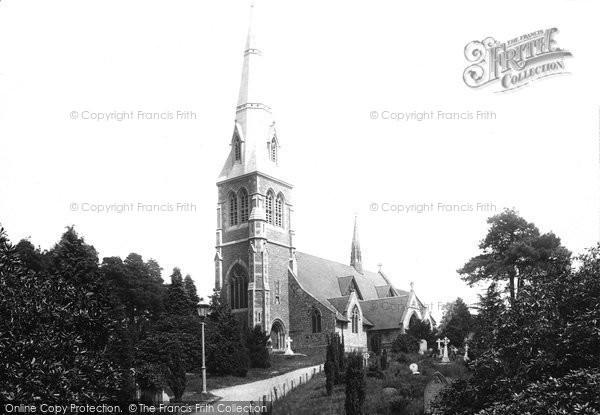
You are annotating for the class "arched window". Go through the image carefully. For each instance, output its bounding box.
[229,264,248,309]
[270,137,277,163]
[229,192,238,226]
[234,136,242,162]
[239,188,249,223]
[351,306,359,333]
[275,194,284,227]
[311,309,322,333]
[265,191,274,225]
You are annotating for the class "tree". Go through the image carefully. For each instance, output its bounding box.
[14,239,47,272]
[391,333,418,354]
[246,325,271,369]
[458,209,570,303]
[345,352,366,415]
[101,253,165,329]
[471,282,504,357]
[432,244,600,414]
[205,289,248,377]
[439,298,473,347]
[136,332,188,402]
[380,349,388,370]
[165,268,193,316]
[47,226,99,286]
[406,317,436,346]
[324,333,345,394]
[184,274,200,308]
[0,226,126,402]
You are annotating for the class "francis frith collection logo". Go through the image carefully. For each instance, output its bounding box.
[463,28,572,92]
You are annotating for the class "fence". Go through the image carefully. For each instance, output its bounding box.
[249,364,324,414]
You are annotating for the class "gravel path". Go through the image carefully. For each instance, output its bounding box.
[211,363,323,402]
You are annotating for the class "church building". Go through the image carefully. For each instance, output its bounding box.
[214,4,434,353]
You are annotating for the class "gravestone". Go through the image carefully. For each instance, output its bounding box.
[441,337,450,363]
[284,336,294,355]
[409,363,420,375]
[424,372,450,413]
[419,339,428,355]
[362,352,370,368]
[450,345,458,361]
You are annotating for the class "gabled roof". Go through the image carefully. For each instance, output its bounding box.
[295,252,390,309]
[359,296,409,331]
[293,251,429,331]
[327,296,350,314]
[337,276,363,299]
[375,285,395,298]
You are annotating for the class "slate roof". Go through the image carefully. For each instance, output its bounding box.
[375,285,394,298]
[294,251,410,331]
[360,296,410,331]
[295,251,390,306]
[327,296,351,314]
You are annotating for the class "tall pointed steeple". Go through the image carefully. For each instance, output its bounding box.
[350,215,363,274]
[218,1,287,184]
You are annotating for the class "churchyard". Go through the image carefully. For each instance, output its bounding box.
[271,349,468,414]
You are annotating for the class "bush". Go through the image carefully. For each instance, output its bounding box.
[391,333,419,354]
[205,290,248,377]
[396,353,408,364]
[0,226,127,402]
[380,349,389,370]
[324,333,345,393]
[431,244,600,414]
[344,352,366,415]
[246,325,271,369]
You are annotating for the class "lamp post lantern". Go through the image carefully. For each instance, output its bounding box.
[197,302,210,394]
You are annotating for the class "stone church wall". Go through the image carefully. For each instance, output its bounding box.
[288,273,335,354]
[266,243,290,335]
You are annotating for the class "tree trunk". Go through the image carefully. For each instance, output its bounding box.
[509,274,515,304]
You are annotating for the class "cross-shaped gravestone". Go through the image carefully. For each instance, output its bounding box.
[436,338,443,355]
[284,336,294,355]
[441,337,450,363]
[362,352,370,369]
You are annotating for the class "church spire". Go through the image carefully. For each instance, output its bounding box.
[350,215,363,274]
[218,1,287,184]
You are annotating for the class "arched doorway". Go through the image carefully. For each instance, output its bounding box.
[270,320,285,351]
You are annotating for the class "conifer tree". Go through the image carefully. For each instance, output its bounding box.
[345,352,366,415]
[205,289,248,376]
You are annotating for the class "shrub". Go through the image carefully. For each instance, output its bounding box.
[391,333,419,354]
[205,290,248,377]
[381,349,389,370]
[344,352,366,415]
[246,325,271,369]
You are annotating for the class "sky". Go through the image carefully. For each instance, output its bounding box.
[1,0,598,322]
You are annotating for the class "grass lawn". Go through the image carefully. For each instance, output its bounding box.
[271,352,469,415]
[172,350,325,400]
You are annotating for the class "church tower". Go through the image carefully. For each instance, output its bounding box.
[215,3,295,344]
[350,215,363,274]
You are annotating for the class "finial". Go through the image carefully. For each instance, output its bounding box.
[410,281,414,291]
[377,263,383,272]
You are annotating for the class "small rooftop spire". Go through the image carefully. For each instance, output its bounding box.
[350,214,363,274]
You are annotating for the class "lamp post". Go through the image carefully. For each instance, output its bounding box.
[197,302,210,395]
